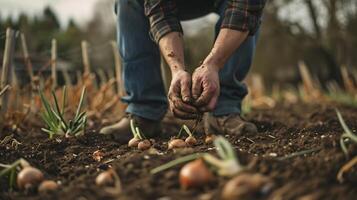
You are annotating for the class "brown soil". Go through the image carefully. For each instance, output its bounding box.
[1,103,356,200]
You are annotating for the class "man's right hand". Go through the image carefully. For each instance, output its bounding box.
[168,70,198,119]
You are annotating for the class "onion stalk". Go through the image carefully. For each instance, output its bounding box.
[151,136,244,177]
[40,86,87,138]
[129,119,152,150]
[336,109,357,157]
[0,158,30,189]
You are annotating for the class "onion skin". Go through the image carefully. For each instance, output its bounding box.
[96,170,114,187]
[92,150,104,162]
[221,173,273,200]
[168,139,187,150]
[38,180,58,193]
[17,167,44,190]
[128,137,140,147]
[179,159,213,189]
[138,139,151,150]
[185,136,197,146]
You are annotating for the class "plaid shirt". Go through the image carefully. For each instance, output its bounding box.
[145,0,267,43]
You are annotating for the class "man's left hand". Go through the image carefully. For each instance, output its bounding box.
[191,63,220,112]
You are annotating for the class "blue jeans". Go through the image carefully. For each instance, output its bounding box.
[116,0,260,121]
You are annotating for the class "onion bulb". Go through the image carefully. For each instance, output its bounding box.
[185,136,197,146]
[179,159,213,189]
[96,170,114,187]
[205,134,215,144]
[138,139,151,150]
[221,173,273,200]
[17,166,44,190]
[38,180,58,193]
[128,137,140,147]
[168,139,187,150]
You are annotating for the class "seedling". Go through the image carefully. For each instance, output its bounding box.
[128,119,151,150]
[168,116,201,149]
[0,158,30,189]
[336,110,357,183]
[336,109,357,157]
[169,124,197,149]
[152,136,244,177]
[40,87,87,138]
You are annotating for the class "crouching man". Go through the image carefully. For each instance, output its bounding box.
[100,0,266,142]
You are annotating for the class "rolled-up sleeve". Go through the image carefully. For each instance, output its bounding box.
[144,0,183,43]
[221,0,267,35]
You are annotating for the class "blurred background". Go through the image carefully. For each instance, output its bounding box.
[0,0,356,90]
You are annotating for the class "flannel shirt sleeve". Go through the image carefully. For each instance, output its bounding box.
[221,0,267,35]
[144,0,183,43]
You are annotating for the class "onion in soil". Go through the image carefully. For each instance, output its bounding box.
[205,134,215,144]
[138,139,151,150]
[96,170,115,187]
[185,136,197,146]
[128,137,140,147]
[168,139,187,150]
[38,180,58,193]
[179,159,213,189]
[221,173,274,200]
[17,166,44,190]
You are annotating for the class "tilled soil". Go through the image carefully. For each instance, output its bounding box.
[0,103,356,200]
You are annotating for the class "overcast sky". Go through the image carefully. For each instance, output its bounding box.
[0,0,103,27]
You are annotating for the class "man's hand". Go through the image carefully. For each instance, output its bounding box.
[168,70,198,119]
[192,63,220,112]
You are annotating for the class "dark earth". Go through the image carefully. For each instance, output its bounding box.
[1,102,356,200]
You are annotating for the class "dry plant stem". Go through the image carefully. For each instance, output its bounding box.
[110,41,126,97]
[99,95,120,115]
[0,28,16,115]
[61,69,73,87]
[20,33,34,82]
[298,61,315,94]
[81,40,91,74]
[341,66,355,94]
[97,69,108,88]
[51,39,57,90]
[0,85,10,97]
[337,156,357,183]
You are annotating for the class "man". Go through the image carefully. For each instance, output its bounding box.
[100,0,266,142]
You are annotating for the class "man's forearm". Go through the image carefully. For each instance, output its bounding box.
[158,32,185,74]
[203,29,249,70]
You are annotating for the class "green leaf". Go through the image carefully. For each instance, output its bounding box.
[9,168,16,189]
[150,153,202,174]
[340,134,349,156]
[52,91,68,129]
[39,91,57,123]
[61,86,67,115]
[214,136,237,161]
[130,119,138,138]
[75,87,86,119]
[183,125,192,136]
